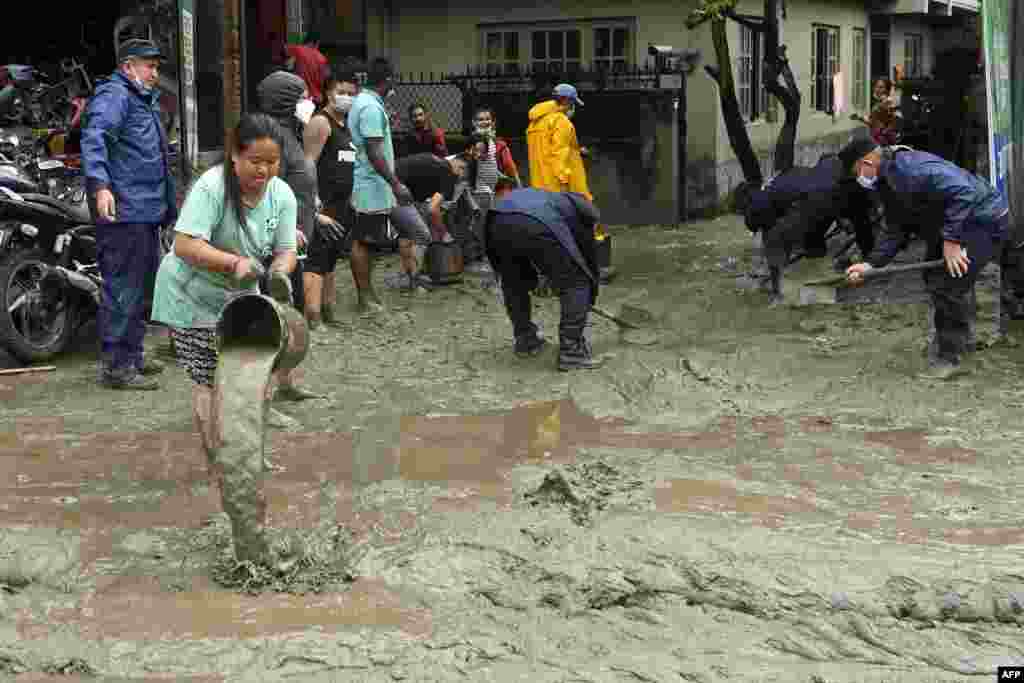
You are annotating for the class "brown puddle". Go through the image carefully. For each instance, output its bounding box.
[393,400,735,491]
[0,372,53,399]
[864,429,977,465]
[751,415,785,448]
[22,574,430,641]
[816,449,869,482]
[799,416,835,434]
[654,478,816,527]
[943,526,1024,546]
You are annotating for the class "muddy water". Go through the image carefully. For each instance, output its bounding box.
[213,344,278,564]
[3,219,1024,680]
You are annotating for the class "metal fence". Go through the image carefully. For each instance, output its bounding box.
[390,64,662,142]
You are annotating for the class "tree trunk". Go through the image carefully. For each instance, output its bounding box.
[763,0,801,173]
[709,16,763,185]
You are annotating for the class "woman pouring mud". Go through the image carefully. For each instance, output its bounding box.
[150,114,303,565]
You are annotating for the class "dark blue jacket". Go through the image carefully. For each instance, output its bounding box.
[868,148,1008,267]
[81,71,176,225]
[486,188,600,291]
[745,155,847,233]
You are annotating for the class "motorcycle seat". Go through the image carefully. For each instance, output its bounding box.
[20,192,91,224]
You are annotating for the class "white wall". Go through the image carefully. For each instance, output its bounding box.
[889,15,935,79]
[714,0,867,169]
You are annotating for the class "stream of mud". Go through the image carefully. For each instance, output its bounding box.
[215,345,278,564]
[1,219,1023,682]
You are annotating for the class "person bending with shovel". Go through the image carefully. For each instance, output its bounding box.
[842,139,1009,380]
[485,177,604,371]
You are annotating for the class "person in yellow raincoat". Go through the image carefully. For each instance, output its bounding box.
[526,83,591,197]
[526,83,611,279]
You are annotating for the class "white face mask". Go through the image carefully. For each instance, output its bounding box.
[334,94,354,113]
[856,174,878,190]
[295,98,315,124]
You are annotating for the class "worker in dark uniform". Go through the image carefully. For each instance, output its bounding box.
[303,64,359,327]
[843,139,1010,380]
[485,180,603,371]
[743,152,878,304]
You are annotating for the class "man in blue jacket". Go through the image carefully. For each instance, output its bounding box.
[82,39,177,390]
[485,179,604,371]
[843,139,1009,380]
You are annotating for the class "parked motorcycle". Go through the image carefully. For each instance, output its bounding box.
[0,184,96,362]
[0,59,92,129]
[0,129,84,198]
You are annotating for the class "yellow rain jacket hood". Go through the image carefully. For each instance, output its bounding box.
[526,100,592,200]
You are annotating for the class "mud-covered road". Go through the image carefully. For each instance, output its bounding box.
[2,215,1023,682]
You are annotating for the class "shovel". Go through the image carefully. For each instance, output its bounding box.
[591,304,662,345]
[797,259,944,306]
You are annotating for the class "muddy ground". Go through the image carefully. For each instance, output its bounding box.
[1,214,1023,682]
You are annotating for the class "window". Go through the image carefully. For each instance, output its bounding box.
[485,31,520,75]
[478,20,634,73]
[810,24,840,113]
[531,29,582,74]
[594,26,629,72]
[737,25,775,122]
[852,28,867,111]
[904,33,923,78]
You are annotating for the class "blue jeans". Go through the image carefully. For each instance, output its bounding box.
[96,223,160,373]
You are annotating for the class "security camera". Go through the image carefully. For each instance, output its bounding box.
[648,45,700,60]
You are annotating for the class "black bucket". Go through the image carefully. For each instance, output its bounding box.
[217,293,309,374]
[424,241,464,285]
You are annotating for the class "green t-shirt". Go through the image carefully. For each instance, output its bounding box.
[152,165,298,329]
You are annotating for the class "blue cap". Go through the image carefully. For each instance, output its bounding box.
[118,39,164,64]
[552,83,584,106]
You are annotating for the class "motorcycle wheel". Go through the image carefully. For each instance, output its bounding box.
[0,247,78,363]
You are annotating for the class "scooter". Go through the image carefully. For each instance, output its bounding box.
[0,184,96,362]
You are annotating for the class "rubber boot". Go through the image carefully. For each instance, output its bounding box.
[768,265,784,306]
[965,287,978,353]
[925,300,938,359]
[558,333,604,371]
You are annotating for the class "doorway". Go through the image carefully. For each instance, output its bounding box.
[871,34,890,81]
[244,0,288,110]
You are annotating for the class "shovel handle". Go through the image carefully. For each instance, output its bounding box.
[592,305,641,329]
[803,259,945,287]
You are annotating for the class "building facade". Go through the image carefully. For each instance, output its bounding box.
[207,0,979,211]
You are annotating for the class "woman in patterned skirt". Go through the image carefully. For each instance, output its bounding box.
[151,113,302,451]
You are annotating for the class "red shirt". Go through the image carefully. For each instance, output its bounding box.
[285,44,327,103]
[409,126,448,158]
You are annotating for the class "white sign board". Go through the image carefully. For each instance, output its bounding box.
[181,9,198,166]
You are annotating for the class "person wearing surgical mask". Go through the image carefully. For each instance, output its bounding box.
[302,64,361,328]
[80,38,178,390]
[841,139,1010,381]
[253,70,329,420]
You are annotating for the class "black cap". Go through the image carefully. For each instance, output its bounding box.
[118,39,163,63]
[838,138,879,172]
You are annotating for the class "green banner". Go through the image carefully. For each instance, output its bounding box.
[982,0,1010,194]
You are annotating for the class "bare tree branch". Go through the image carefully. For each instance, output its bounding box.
[723,9,766,32]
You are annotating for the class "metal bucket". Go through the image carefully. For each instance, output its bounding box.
[217,292,309,374]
